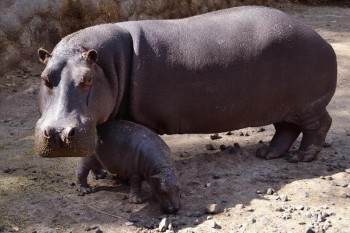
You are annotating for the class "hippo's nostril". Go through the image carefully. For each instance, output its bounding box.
[43,128,50,138]
[67,127,76,139]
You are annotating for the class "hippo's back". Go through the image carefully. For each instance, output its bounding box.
[117,6,337,134]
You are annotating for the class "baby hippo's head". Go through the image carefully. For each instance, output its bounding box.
[150,171,181,214]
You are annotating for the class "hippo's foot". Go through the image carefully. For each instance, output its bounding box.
[256,122,301,160]
[129,194,143,204]
[77,184,95,195]
[286,145,321,163]
[92,169,108,180]
[287,110,331,163]
[256,146,284,159]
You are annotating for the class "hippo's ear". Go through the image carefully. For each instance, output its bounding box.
[38,48,51,64]
[82,49,98,63]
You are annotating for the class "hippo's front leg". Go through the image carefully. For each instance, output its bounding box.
[76,156,106,194]
[128,174,143,204]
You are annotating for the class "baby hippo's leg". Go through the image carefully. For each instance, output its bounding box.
[128,174,143,204]
[76,156,104,194]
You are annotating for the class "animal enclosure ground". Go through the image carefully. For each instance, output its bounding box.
[0,4,349,233]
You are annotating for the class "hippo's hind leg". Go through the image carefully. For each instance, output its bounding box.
[256,122,301,159]
[76,156,106,194]
[128,174,143,204]
[287,109,332,162]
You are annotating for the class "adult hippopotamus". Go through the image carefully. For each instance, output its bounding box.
[77,120,181,214]
[35,6,337,162]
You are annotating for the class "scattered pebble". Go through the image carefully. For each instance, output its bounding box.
[239,131,244,136]
[295,205,305,210]
[207,215,213,220]
[249,217,256,224]
[258,140,264,143]
[125,221,133,226]
[219,145,226,151]
[245,132,250,136]
[266,188,274,195]
[159,217,170,232]
[258,128,265,132]
[340,193,349,199]
[205,144,215,150]
[323,141,333,148]
[280,195,289,202]
[3,168,12,173]
[208,220,221,229]
[226,131,233,135]
[206,204,221,214]
[233,143,240,149]
[210,133,222,140]
[345,168,350,174]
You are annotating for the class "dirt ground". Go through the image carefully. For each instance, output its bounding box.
[0,4,349,233]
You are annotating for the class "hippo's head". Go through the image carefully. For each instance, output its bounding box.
[150,171,181,214]
[35,47,118,157]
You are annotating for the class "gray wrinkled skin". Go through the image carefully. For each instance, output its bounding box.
[36,6,336,162]
[77,120,181,214]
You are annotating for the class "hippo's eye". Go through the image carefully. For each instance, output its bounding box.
[41,75,53,89]
[79,75,93,87]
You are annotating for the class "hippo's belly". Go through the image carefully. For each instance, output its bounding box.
[119,6,337,134]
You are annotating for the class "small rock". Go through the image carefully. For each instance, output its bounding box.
[258,128,265,132]
[12,227,19,232]
[168,223,173,230]
[245,132,250,136]
[340,193,349,199]
[306,228,315,233]
[125,221,133,226]
[205,182,211,188]
[95,229,103,233]
[345,168,350,174]
[3,168,12,173]
[207,215,213,220]
[239,131,244,136]
[219,144,226,150]
[208,220,221,229]
[249,217,256,224]
[256,190,264,194]
[226,131,233,135]
[303,192,309,198]
[259,140,264,143]
[280,195,288,202]
[266,188,274,195]
[323,141,333,148]
[236,204,244,209]
[325,176,333,180]
[234,143,241,149]
[205,144,215,150]
[206,204,221,214]
[159,218,170,232]
[295,205,304,210]
[210,133,222,140]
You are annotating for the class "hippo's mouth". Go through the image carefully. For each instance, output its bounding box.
[34,124,97,158]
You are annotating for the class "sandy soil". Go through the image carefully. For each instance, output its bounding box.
[0,4,349,233]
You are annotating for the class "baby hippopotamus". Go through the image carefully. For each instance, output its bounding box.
[76,120,181,214]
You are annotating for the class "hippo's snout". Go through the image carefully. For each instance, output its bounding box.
[35,119,97,158]
[43,126,77,146]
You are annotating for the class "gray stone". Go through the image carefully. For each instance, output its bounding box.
[159,218,169,232]
[280,195,289,202]
[266,188,274,195]
[206,204,221,214]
